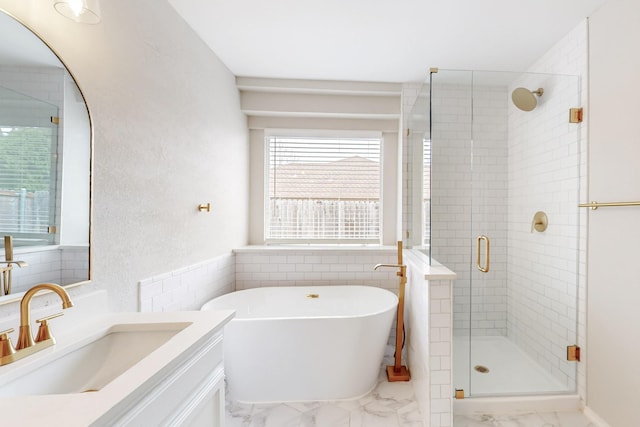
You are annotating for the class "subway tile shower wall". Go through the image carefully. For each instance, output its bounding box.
[0,66,64,108]
[428,83,510,339]
[510,21,588,395]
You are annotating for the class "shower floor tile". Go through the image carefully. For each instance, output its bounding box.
[453,335,569,396]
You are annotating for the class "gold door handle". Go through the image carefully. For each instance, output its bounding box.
[476,235,490,273]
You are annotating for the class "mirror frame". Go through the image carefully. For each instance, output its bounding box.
[0,7,93,305]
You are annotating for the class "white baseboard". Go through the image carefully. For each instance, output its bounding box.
[583,406,612,427]
[453,395,581,415]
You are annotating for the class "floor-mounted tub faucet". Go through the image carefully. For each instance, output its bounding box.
[374,241,410,382]
[1,236,28,295]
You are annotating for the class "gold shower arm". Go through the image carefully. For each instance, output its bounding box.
[579,200,640,210]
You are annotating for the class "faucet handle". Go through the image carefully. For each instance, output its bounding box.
[0,328,16,358]
[35,312,64,343]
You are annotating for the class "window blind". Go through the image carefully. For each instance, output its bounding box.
[266,135,381,242]
[0,125,57,243]
[423,137,431,247]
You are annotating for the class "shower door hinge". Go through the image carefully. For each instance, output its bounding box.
[569,108,583,123]
[48,226,57,234]
[455,389,465,399]
[567,345,581,362]
[406,128,410,137]
[51,116,60,125]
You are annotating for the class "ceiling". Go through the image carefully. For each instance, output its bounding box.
[168,0,608,83]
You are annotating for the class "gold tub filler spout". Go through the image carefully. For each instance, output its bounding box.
[0,283,74,366]
[374,241,410,382]
[1,235,29,296]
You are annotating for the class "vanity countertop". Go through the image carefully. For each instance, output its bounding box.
[0,310,234,426]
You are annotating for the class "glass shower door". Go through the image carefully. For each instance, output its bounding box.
[428,69,581,398]
[468,71,510,396]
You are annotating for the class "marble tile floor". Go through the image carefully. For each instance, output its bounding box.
[225,344,595,427]
[225,346,424,427]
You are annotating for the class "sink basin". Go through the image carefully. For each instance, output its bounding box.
[0,322,190,397]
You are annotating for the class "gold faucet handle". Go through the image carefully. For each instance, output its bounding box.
[35,312,64,343]
[0,328,16,358]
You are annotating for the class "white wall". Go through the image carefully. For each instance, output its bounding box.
[587,1,640,425]
[0,0,249,311]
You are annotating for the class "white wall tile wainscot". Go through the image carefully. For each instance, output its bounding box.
[137,247,400,313]
[406,250,456,427]
[138,252,235,312]
[234,246,399,290]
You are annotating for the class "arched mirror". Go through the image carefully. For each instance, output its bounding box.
[0,10,91,300]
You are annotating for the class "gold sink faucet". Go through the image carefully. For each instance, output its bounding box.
[16,283,73,350]
[0,283,73,366]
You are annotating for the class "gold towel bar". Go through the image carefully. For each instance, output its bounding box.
[579,201,640,210]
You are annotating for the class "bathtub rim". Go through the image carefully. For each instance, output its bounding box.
[200,285,399,321]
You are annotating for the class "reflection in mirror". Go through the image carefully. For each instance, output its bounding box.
[0,10,91,298]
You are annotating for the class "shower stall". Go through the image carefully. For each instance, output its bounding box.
[405,69,582,398]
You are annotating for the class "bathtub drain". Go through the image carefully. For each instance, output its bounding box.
[474,365,490,374]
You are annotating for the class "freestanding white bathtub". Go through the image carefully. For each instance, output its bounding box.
[201,285,398,403]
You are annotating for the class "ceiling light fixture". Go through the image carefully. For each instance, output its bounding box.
[54,0,101,24]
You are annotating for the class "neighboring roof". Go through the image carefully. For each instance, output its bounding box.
[270,156,379,199]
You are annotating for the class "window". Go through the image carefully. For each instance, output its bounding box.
[423,137,431,247]
[0,124,57,245]
[266,133,381,243]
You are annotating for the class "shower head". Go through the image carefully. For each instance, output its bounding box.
[511,87,544,111]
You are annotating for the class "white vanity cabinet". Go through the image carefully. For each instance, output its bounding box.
[0,310,234,427]
[100,330,226,427]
